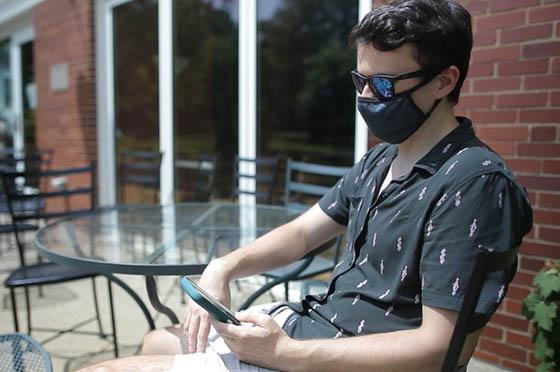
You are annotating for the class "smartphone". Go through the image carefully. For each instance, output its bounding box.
[179,276,241,325]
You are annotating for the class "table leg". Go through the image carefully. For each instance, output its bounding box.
[145,276,180,324]
[105,274,155,330]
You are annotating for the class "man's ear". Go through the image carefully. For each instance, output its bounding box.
[435,65,460,100]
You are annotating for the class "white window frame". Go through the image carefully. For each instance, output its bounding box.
[96,0,370,206]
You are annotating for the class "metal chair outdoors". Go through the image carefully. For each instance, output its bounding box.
[1,164,119,357]
[441,245,520,372]
[193,153,218,201]
[118,150,162,203]
[0,333,52,372]
[0,151,53,257]
[239,159,350,309]
[232,155,280,204]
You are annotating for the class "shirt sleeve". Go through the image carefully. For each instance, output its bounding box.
[419,172,533,323]
[317,160,365,226]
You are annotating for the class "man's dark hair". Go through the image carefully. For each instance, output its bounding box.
[348,0,472,104]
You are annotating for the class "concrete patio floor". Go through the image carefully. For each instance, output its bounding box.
[0,243,511,371]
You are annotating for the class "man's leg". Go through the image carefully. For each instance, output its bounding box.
[141,324,187,355]
[79,303,289,372]
[77,355,174,372]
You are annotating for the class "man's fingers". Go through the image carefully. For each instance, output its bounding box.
[236,311,274,327]
[182,310,191,337]
[196,320,211,353]
[187,315,200,353]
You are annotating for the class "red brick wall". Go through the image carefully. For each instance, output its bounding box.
[33,0,96,208]
[456,1,559,370]
[33,0,97,169]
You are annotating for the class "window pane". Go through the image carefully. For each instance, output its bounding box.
[0,40,12,150]
[21,41,36,152]
[174,0,239,201]
[113,0,159,203]
[257,0,357,167]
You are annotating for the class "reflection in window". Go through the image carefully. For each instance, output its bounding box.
[174,0,238,201]
[0,40,12,149]
[113,0,159,203]
[257,0,357,167]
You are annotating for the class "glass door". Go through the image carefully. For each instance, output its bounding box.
[257,0,357,166]
[0,28,36,156]
[112,0,160,203]
[0,39,12,151]
[20,41,36,153]
[173,0,239,202]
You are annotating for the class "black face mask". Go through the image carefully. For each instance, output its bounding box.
[357,78,441,144]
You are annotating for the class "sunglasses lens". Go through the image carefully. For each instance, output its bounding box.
[351,73,366,93]
[372,77,393,99]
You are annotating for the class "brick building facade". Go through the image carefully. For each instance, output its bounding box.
[456,1,560,370]
[10,0,560,369]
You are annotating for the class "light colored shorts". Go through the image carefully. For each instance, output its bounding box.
[172,303,294,372]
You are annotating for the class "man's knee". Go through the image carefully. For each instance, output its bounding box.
[141,327,184,355]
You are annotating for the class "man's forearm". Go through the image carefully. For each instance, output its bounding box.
[284,328,446,372]
[211,219,307,281]
[210,205,344,281]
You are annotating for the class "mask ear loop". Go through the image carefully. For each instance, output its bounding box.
[425,98,442,117]
[399,70,444,117]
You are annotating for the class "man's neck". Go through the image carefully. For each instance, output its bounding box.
[392,102,459,176]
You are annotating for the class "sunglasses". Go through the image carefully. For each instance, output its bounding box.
[351,69,427,101]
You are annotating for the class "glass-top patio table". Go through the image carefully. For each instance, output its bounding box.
[34,202,300,328]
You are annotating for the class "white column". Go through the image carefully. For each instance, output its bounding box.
[354,0,373,163]
[159,0,174,205]
[238,0,257,206]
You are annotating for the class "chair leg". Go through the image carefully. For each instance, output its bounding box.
[107,278,119,358]
[91,277,106,338]
[9,288,19,332]
[24,287,31,335]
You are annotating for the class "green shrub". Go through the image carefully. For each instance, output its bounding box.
[522,260,560,372]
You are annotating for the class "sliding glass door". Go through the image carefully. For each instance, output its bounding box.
[112,0,159,203]
[97,0,366,205]
[173,0,239,201]
[257,0,357,166]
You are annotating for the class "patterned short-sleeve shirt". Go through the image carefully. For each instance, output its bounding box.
[281,117,533,340]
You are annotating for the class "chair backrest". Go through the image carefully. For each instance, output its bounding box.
[232,155,280,204]
[284,159,350,211]
[1,164,96,266]
[441,244,520,372]
[192,153,218,201]
[0,150,53,191]
[0,333,52,372]
[118,150,162,203]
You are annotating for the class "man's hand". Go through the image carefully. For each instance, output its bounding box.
[182,261,231,353]
[212,311,298,371]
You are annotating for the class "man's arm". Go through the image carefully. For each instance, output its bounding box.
[183,204,345,353]
[210,203,346,281]
[288,305,463,372]
[216,304,479,372]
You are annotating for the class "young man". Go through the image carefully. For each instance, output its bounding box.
[81,0,532,371]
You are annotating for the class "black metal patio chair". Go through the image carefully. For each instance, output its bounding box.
[1,164,119,357]
[441,244,520,372]
[239,159,350,309]
[118,150,163,204]
[231,155,280,204]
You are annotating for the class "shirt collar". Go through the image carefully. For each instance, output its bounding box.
[412,116,476,175]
